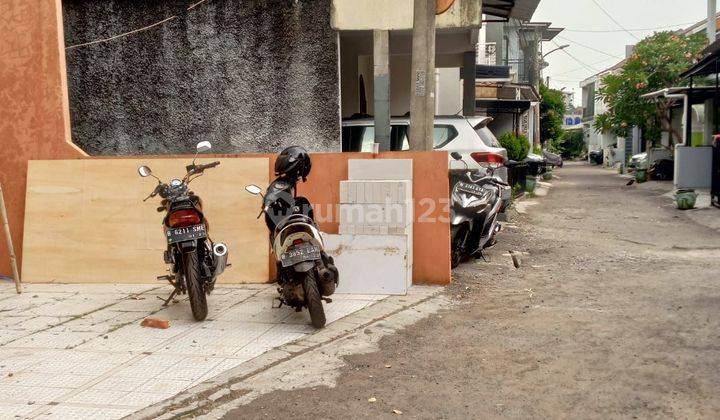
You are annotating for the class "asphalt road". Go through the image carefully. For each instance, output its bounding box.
[219,162,720,419]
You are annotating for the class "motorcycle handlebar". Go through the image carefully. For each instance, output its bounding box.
[198,161,221,170]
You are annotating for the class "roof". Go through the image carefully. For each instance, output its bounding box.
[476,99,531,113]
[640,86,719,104]
[482,0,540,21]
[519,22,564,41]
[681,12,720,35]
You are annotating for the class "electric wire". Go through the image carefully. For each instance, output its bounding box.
[555,35,623,60]
[563,21,696,33]
[589,0,640,40]
[552,40,601,74]
[551,57,619,77]
[65,0,211,50]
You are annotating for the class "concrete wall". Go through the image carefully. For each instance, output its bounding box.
[675,146,713,189]
[0,0,86,277]
[340,30,474,118]
[331,0,482,30]
[436,67,462,115]
[62,0,340,155]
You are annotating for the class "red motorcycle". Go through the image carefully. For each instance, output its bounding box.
[138,141,229,321]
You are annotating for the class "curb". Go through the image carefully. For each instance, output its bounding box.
[129,287,443,419]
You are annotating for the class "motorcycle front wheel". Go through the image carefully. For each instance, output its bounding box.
[303,271,326,329]
[184,251,208,321]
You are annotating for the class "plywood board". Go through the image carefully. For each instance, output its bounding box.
[22,158,269,284]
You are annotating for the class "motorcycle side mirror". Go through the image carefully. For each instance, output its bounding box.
[450,152,462,161]
[245,184,262,195]
[196,141,212,153]
[138,166,152,177]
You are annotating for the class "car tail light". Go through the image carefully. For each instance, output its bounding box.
[470,152,506,165]
[169,209,201,227]
[292,239,304,246]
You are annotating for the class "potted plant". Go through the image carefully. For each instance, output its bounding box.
[635,162,648,183]
[542,170,553,181]
[525,175,537,193]
[675,189,697,210]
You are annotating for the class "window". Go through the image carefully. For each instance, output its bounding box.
[342,123,449,151]
[433,125,458,148]
[341,126,374,152]
[475,126,501,148]
[392,125,410,150]
[342,124,410,152]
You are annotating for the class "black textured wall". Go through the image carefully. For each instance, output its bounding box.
[63,0,339,155]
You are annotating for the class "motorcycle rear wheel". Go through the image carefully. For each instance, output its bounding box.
[303,272,326,329]
[184,251,208,321]
[451,225,465,269]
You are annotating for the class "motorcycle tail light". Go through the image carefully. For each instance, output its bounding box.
[471,152,505,167]
[169,209,201,227]
[292,239,304,246]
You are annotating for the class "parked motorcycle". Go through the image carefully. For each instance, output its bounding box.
[137,141,229,321]
[449,151,511,268]
[245,146,338,328]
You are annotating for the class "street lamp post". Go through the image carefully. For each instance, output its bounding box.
[542,44,570,60]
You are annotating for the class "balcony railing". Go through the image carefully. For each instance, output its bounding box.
[503,58,536,86]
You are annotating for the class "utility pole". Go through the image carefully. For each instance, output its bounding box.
[409,0,436,151]
[706,0,717,145]
[708,0,717,42]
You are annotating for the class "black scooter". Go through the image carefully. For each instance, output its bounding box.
[245,177,338,328]
[138,141,229,321]
[449,152,511,268]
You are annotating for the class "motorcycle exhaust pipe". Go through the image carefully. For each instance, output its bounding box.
[212,243,228,276]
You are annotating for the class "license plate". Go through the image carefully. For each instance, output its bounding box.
[280,243,321,267]
[166,224,207,244]
[456,182,485,196]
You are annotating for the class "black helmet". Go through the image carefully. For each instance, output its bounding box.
[275,146,311,181]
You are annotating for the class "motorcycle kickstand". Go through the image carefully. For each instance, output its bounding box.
[272,297,284,309]
[158,289,178,307]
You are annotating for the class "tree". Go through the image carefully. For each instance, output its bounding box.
[549,130,585,159]
[539,82,566,146]
[595,31,706,147]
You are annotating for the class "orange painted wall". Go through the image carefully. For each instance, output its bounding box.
[293,151,451,285]
[0,0,86,277]
[0,0,451,285]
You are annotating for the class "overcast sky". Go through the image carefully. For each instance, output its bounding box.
[533,0,713,105]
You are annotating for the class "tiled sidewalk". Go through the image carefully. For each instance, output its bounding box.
[0,282,386,419]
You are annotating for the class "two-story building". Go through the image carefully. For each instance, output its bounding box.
[436,1,564,149]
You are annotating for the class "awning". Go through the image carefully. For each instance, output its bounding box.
[482,0,540,21]
[476,99,531,113]
[475,64,511,80]
[641,86,720,105]
[519,22,564,41]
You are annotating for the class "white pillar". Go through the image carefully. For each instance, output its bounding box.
[373,30,391,151]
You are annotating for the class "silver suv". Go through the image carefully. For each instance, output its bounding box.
[341,115,508,181]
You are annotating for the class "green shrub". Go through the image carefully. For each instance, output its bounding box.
[498,132,530,161]
[549,130,585,159]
